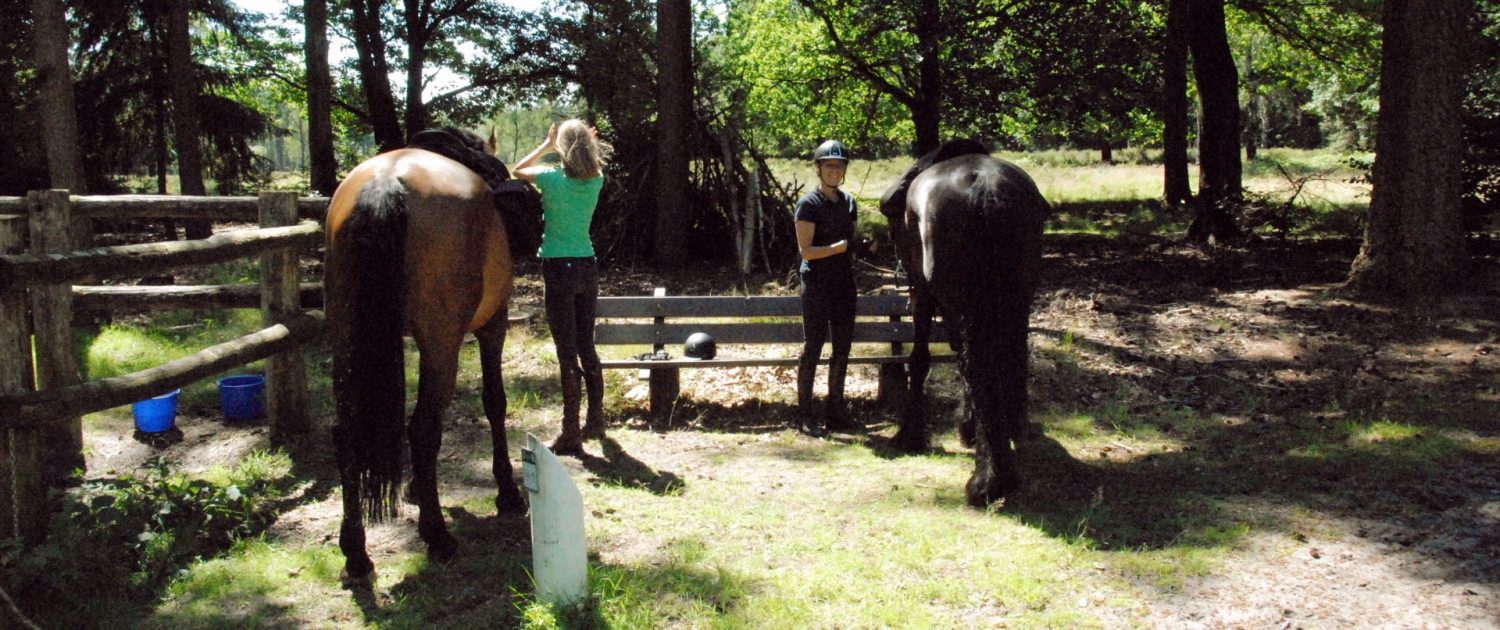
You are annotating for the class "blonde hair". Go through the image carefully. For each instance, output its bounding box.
[557,119,612,179]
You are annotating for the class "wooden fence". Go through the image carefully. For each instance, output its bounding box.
[0,190,327,544]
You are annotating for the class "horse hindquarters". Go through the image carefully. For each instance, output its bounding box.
[329,175,411,580]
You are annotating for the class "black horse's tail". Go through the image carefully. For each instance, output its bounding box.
[964,162,1048,440]
[332,174,409,523]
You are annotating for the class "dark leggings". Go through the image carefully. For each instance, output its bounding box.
[799,279,855,389]
[543,257,603,426]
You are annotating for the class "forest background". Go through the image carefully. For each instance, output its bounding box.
[5,2,1500,627]
[4,0,1497,300]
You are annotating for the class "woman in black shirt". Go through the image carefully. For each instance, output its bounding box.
[793,140,861,436]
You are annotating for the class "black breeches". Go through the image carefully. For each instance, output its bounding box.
[798,280,855,374]
[543,257,602,420]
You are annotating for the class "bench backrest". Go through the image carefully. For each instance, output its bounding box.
[594,293,948,346]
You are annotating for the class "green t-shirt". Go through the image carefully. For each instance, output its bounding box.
[534,167,604,258]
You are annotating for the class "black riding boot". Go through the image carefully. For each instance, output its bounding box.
[795,362,823,436]
[582,366,605,439]
[823,357,861,431]
[551,363,585,455]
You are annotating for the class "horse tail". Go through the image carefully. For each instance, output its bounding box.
[963,160,1048,439]
[332,174,410,523]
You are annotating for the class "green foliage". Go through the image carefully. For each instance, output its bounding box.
[1229,0,1381,150]
[2,453,291,625]
[1463,0,1500,231]
[989,1,1163,152]
[65,0,274,193]
[723,0,915,155]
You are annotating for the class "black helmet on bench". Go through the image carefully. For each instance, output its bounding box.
[684,332,717,360]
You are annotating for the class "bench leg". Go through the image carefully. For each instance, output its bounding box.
[648,368,680,420]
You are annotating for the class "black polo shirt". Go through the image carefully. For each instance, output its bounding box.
[794,188,856,285]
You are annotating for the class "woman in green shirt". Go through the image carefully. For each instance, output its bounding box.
[515,119,610,456]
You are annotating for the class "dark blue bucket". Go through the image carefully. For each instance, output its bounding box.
[132,389,180,433]
[217,374,266,420]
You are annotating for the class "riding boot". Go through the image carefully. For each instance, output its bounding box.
[823,357,861,431]
[795,362,823,436]
[582,366,606,439]
[551,364,585,455]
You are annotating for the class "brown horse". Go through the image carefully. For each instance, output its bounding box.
[324,128,535,583]
[878,139,1049,506]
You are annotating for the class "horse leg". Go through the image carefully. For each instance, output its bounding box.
[892,293,935,452]
[474,315,526,515]
[407,336,463,562]
[955,315,976,447]
[333,423,376,583]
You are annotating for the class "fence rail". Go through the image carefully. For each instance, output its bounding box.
[0,221,321,292]
[0,194,329,222]
[71,283,323,313]
[0,311,324,429]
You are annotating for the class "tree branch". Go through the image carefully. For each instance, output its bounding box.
[796,0,916,107]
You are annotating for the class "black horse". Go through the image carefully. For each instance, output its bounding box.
[878,139,1049,506]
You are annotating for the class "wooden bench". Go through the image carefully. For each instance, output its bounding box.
[595,288,953,416]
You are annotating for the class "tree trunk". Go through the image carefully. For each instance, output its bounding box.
[349,0,404,153]
[1344,0,1471,300]
[31,0,86,194]
[305,0,339,195]
[154,97,178,241]
[155,100,169,195]
[1244,92,1259,161]
[1186,0,1242,242]
[402,0,430,139]
[912,0,942,156]
[167,1,212,239]
[1101,143,1114,164]
[1161,0,1192,207]
[653,0,692,266]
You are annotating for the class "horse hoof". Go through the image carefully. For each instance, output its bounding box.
[965,465,1019,507]
[496,486,528,515]
[340,564,375,588]
[551,434,584,456]
[794,416,825,438]
[890,429,929,453]
[427,535,460,564]
[581,421,605,440]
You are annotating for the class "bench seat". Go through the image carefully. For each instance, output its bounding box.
[593,288,952,416]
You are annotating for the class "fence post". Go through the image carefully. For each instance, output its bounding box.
[646,288,679,420]
[27,190,83,481]
[259,192,309,441]
[1,214,45,543]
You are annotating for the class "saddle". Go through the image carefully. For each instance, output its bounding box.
[407,128,543,257]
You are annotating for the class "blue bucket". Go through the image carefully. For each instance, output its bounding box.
[132,389,181,433]
[217,374,266,420]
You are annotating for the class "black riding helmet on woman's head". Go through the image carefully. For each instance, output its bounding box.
[813,140,849,163]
